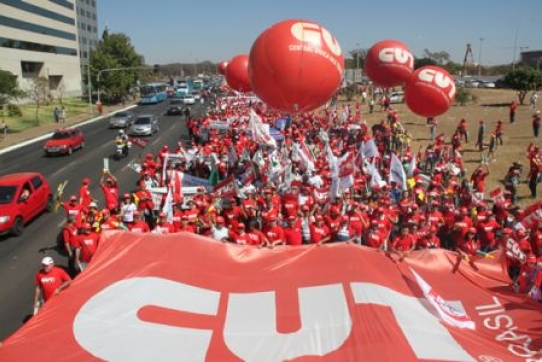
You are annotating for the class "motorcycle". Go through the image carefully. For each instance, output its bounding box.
[113,138,130,160]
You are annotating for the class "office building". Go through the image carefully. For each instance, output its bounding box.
[75,0,98,96]
[0,0,86,97]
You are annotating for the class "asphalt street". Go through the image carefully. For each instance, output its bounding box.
[0,100,204,341]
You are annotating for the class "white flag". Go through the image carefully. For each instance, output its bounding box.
[389,152,407,190]
[361,139,380,159]
[249,109,277,148]
[161,187,174,223]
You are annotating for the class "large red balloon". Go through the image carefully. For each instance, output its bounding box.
[249,19,344,113]
[218,61,228,75]
[225,55,251,92]
[404,66,456,117]
[364,40,414,88]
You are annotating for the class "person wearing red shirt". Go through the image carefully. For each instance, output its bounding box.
[171,201,185,231]
[308,215,330,245]
[60,195,85,228]
[471,164,490,200]
[347,205,369,244]
[263,216,285,247]
[517,229,533,256]
[418,227,441,249]
[518,254,539,294]
[531,223,542,257]
[134,181,155,226]
[74,223,100,272]
[241,191,259,221]
[246,221,268,246]
[152,212,176,234]
[177,215,197,233]
[99,208,125,231]
[128,211,150,233]
[33,256,71,314]
[183,199,201,226]
[260,198,281,229]
[477,213,500,252]
[61,215,78,260]
[282,193,300,218]
[509,100,517,124]
[457,227,480,257]
[391,226,416,252]
[284,216,303,246]
[79,178,93,209]
[364,220,386,249]
[230,223,252,245]
[99,170,119,212]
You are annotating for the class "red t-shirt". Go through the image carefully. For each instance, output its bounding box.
[129,220,150,233]
[75,232,100,263]
[284,224,303,246]
[101,185,119,210]
[392,234,416,252]
[35,267,71,301]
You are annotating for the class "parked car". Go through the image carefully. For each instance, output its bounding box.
[389,91,405,104]
[128,114,159,136]
[109,111,135,129]
[170,97,184,105]
[43,128,85,156]
[478,81,496,88]
[0,173,53,236]
[465,79,480,88]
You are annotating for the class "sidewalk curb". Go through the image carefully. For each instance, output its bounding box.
[0,105,138,156]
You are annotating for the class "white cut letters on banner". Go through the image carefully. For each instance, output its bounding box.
[73,278,476,361]
[225,284,351,361]
[73,277,220,362]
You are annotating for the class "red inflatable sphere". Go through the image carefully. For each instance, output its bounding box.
[218,61,228,75]
[225,54,251,92]
[249,19,344,113]
[364,40,414,88]
[404,66,456,117]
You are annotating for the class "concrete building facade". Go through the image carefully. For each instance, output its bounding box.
[75,0,98,96]
[0,0,87,97]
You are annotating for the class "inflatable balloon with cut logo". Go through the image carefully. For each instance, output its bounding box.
[249,19,344,113]
[225,54,252,92]
[364,40,414,88]
[218,61,228,75]
[404,65,456,117]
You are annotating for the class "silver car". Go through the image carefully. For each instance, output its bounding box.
[128,115,159,136]
[109,111,135,128]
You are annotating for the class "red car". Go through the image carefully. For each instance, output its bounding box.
[0,173,53,236]
[43,128,85,156]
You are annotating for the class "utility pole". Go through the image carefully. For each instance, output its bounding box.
[478,37,484,76]
[87,42,92,113]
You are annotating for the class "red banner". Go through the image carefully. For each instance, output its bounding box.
[1,232,541,361]
[129,137,149,148]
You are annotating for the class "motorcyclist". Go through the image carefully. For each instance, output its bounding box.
[115,130,129,157]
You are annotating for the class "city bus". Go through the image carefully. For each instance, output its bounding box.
[139,83,168,104]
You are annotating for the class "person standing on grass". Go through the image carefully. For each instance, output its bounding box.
[427,116,437,141]
[53,107,60,123]
[476,120,486,152]
[495,120,504,146]
[1,119,7,140]
[531,92,538,111]
[509,100,517,124]
[533,111,541,138]
[487,132,497,163]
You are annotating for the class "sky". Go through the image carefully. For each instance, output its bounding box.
[98,0,542,67]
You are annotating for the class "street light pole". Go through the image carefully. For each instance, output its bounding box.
[87,42,92,113]
[478,37,484,76]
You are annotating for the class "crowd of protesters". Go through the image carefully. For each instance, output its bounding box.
[37,90,542,311]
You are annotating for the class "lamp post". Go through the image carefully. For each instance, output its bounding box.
[87,42,92,113]
[477,37,484,76]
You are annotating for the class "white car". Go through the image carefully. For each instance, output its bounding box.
[181,94,196,105]
[389,92,404,104]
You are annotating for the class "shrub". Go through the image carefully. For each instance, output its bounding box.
[6,103,22,117]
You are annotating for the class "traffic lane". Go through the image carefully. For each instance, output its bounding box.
[0,100,197,340]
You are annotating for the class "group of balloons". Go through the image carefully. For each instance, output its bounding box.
[219,19,455,117]
[364,40,456,117]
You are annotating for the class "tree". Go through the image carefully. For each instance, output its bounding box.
[422,49,451,65]
[0,69,25,107]
[55,80,66,106]
[28,77,49,124]
[89,32,145,104]
[501,67,542,105]
[414,57,437,69]
[349,47,368,70]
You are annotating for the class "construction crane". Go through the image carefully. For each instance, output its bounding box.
[461,43,474,76]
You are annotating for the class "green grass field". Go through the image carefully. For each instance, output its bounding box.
[1,98,93,133]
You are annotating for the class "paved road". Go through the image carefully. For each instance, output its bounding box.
[0,100,205,341]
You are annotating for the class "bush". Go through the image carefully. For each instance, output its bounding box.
[6,104,22,117]
[455,88,478,106]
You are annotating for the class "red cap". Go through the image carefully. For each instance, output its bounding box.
[302,205,310,211]
[69,195,77,201]
[158,211,166,218]
[82,222,92,230]
[123,193,131,199]
[216,216,225,223]
[82,178,91,185]
[342,215,349,222]
[238,222,245,229]
[133,210,141,217]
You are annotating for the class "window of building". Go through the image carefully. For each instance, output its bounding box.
[21,61,43,79]
[0,37,77,56]
[92,14,96,20]
[0,15,76,41]
[93,26,97,32]
[85,0,90,4]
[86,10,91,18]
[1,0,75,25]
[80,7,85,15]
[80,22,85,30]
[92,0,96,7]
[49,0,74,11]
[86,24,91,31]
[82,37,87,45]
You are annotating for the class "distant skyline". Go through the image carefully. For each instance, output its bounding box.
[99,1,542,67]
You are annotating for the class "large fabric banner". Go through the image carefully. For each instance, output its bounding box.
[2,232,541,361]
